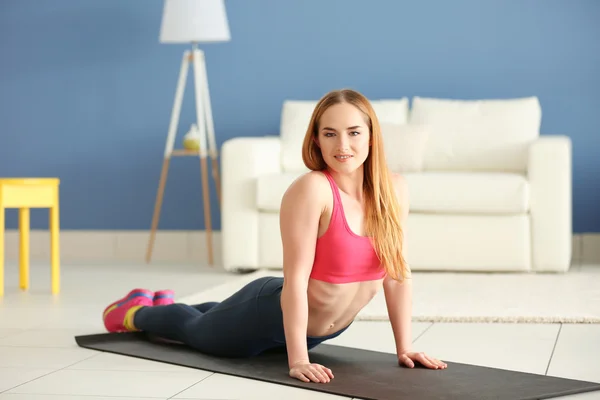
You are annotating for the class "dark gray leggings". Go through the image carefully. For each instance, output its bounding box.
[133,276,349,358]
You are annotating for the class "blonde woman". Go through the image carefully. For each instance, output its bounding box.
[102,89,447,384]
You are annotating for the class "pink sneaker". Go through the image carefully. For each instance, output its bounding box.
[153,289,175,306]
[102,288,154,333]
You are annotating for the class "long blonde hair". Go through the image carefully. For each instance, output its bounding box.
[301,89,409,281]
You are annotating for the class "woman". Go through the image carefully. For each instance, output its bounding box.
[102,89,447,384]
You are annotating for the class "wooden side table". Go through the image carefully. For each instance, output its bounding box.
[0,178,61,296]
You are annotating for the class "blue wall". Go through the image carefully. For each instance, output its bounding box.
[1,0,599,232]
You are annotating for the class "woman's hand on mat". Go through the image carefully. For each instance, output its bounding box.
[398,351,447,370]
[289,361,334,383]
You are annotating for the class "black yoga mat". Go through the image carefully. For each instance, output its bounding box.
[76,332,600,400]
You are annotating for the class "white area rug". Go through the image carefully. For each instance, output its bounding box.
[179,268,600,324]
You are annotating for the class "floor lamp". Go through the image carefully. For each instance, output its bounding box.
[146,0,230,266]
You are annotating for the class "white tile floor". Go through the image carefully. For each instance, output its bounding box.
[0,261,599,399]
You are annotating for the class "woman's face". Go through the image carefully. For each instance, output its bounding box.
[315,102,371,174]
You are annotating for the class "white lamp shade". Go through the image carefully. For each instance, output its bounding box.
[160,0,231,43]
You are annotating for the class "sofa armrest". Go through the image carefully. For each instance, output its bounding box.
[528,135,572,271]
[221,136,282,271]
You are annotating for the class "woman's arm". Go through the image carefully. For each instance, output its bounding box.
[384,273,413,355]
[384,174,447,370]
[383,173,413,355]
[279,173,324,369]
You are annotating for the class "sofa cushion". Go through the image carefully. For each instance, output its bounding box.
[410,96,541,173]
[405,172,529,214]
[256,172,304,211]
[256,171,529,214]
[280,98,409,173]
[380,123,430,173]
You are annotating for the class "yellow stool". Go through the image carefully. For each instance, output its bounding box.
[0,178,60,296]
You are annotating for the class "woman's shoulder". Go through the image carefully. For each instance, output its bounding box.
[288,170,329,192]
[281,170,330,205]
[390,172,407,191]
[390,172,410,218]
[390,172,409,203]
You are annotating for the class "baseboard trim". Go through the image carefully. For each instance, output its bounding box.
[2,231,598,266]
[2,230,222,265]
[579,233,600,265]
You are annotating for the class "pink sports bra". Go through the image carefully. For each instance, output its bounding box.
[309,169,386,284]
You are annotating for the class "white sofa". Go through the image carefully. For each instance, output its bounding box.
[220,96,572,273]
